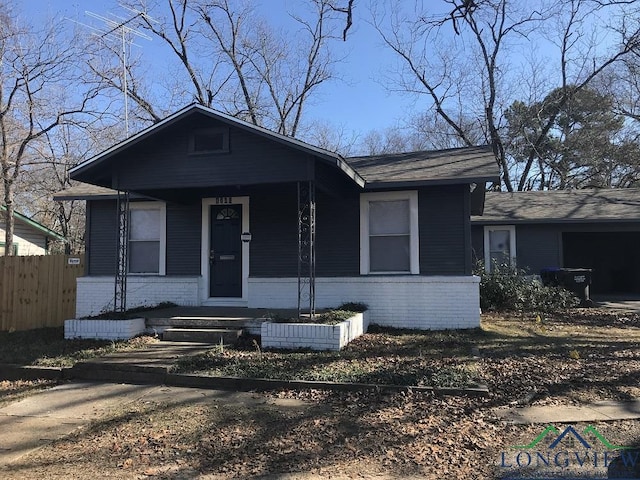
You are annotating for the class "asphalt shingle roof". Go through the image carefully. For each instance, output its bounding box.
[473,188,640,224]
[346,145,498,188]
[53,184,122,201]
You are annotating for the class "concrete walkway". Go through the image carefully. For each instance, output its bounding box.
[494,399,640,424]
[0,381,274,467]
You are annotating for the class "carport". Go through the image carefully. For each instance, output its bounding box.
[563,231,640,295]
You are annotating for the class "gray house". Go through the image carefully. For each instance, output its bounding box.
[60,104,498,329]
[471,189,640,295]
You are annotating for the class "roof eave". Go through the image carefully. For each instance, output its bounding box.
[6,211,66,241]
[362,175,498,190]
[471,218,640,225]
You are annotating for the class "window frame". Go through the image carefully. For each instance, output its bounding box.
[188,127,230,154]
[483,225,516,272]
[360,190,419,275]
[0,242,19,255]
[128,202,166,275]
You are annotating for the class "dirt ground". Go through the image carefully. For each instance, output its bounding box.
[1,310,639,479]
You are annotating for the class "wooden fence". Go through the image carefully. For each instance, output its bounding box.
[0,254,85,331]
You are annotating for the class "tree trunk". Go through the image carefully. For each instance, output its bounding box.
[3,183,15,256]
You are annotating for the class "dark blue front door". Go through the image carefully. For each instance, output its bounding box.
[210,205,242,297]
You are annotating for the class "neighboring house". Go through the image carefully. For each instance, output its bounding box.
[0,205,65,255]
[56,104,499,329]
[471,189,640,295]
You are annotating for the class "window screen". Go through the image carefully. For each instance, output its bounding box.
[369,199,411,272]
[129,207,161,273]
[489,229,511,266]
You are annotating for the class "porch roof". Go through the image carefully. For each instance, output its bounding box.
[472,188,640,224]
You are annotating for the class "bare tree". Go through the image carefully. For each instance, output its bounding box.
[0,7,98,255]
[108,0,345,137]
[374,0,640,191]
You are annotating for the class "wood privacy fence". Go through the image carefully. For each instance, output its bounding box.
[0,254,85,331]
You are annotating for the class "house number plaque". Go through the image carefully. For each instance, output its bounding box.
[215,197,233,205]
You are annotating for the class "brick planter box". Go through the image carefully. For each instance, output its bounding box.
[64,318,146,340]
[261,311,369,351]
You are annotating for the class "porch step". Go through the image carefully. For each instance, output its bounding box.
[162,327,242,344]
[148,317,264,329]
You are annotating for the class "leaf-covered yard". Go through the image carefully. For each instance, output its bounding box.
[175,325,481,389]
[1,309,640,479]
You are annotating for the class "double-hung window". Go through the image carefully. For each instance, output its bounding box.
[360,191,419,274]
[483,226,516,271]
[128,202,166,275]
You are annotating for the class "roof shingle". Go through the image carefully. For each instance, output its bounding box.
[473,188,640,224]
[346,145,498,188]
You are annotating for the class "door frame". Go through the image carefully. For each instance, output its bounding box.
[201,196,250,305]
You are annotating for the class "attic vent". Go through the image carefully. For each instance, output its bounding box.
[189,127,229,154]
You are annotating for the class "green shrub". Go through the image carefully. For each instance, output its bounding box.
[475,261,579,312]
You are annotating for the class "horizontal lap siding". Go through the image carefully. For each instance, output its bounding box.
[515,225,560,274]
[116,115,310,190]
[471,224,561,274]
[87,200,117,275]
[316,191,360,276]
[249,186,298,277]
[166,203,201,275]
[471,225,484,266]
[419,185,468,275]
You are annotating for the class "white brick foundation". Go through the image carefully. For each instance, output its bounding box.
[261,311,369,351]
[75,276,200,318]
[74,275,479,330]
[249,276,480,330]
[64,318,146,340]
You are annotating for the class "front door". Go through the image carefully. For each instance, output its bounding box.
[209,205,242,297]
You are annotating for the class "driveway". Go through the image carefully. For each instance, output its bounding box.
[593,295,640,313]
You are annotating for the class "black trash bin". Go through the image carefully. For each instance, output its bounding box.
[540,267,592,304]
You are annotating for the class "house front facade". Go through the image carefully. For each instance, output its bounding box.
[471,189,640,295]
[60,104,498,329]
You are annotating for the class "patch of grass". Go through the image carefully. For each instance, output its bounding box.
[0,327,159,367]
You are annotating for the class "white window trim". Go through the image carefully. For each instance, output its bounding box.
[128,201,166,276]
[483,225,516,272]
[360,190,419,275]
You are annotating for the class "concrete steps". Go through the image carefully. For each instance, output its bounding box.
[162,327,242,344]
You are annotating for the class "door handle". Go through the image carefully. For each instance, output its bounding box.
[209,250,215,264]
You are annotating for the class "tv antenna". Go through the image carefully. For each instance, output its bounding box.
[74,6,157,137]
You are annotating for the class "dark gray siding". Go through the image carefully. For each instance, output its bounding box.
[87,200,117,275]
[471,221,640,275]
[86,184,473,279]
[419,185,469,275]
[471,225,483,266]
[114,114,313,191]
[316,191,360,276]
[248,187,360,277]
[249,185,299,277]
[166,202,201,275]
[471,224,561,273]
[516,225,561,273]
